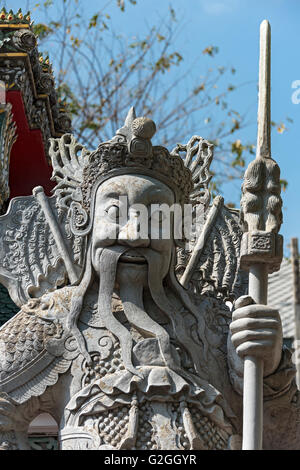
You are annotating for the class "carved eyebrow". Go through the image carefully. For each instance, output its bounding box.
[146,189,174,204]
[101,191,127,199]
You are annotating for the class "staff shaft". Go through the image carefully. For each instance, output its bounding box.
[242,263,268,450]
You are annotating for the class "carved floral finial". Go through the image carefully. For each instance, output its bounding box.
[39,53,53,75]
[0,7,32,25]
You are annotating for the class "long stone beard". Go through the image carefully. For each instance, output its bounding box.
[69,244,209,380]
[97,246,175,376]
[139,248,208,379]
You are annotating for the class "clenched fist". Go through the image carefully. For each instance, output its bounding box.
[228,295,283,377]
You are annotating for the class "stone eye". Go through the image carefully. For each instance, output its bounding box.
[105,205,120,221]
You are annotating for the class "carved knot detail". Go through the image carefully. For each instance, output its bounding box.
[251,234,272,251]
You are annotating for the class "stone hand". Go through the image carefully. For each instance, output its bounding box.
[229,295,283,377]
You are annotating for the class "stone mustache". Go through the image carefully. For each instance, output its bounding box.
[0,109,298,450]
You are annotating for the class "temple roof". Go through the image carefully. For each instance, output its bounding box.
[0,7,71,158]
[268,257,297,339]
[0,7,72,208]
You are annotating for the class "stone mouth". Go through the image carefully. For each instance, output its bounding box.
[119,251,147,264]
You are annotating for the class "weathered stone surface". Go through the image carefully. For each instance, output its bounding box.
[0,103,17,213]
[0,109,297,451]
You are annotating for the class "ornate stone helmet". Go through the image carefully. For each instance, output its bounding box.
[49,107,214,237]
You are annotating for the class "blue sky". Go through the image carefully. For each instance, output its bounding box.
[5,0,300,254]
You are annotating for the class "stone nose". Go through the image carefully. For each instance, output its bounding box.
[118,215,150,248]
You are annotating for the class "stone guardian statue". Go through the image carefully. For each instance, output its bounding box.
[0,24,298,448]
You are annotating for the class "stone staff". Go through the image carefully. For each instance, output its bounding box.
[239,20,283,450]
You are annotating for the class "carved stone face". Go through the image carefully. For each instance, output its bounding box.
[91,174,175,280]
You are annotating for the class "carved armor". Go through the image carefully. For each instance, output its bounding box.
[0,286,235,450]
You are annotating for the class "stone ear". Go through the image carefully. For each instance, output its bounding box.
[69,201,92,237]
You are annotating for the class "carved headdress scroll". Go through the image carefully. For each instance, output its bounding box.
[0,134,91,307]
[171,137,247,301]
[171,136,213,211]
[0,191,82,307]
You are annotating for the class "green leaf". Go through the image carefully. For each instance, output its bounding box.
[32,23,53,40]
[49,21,61,29]
[89,13,99,29]
[202,45,219,57]
[117,0,125,11]
[277,122,286,134]
[193,84,205,94]
[169,6,176,21]
[280,179,288,191]
[156,34,165,42]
